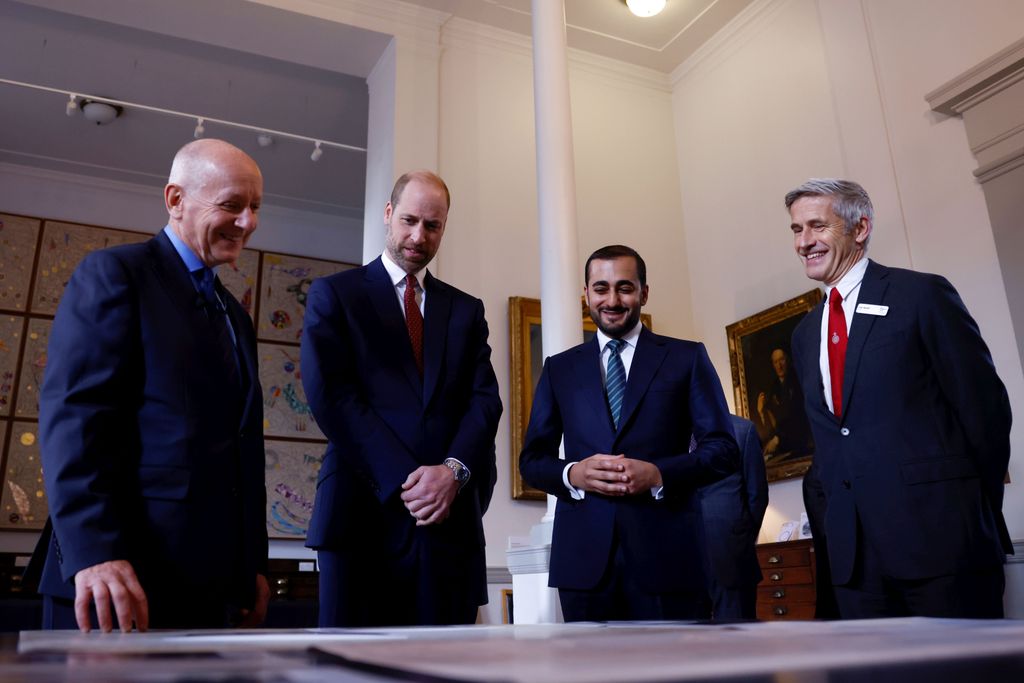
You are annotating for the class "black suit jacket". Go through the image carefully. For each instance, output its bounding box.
[36,231,267,615]
[791,260,1011,584]
[301,257,501,607]
[519,327,739,592]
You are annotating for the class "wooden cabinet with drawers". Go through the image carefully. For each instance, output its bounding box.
[756,538,817,620]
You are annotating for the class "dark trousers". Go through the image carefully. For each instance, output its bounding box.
[706,581,757,621]
[834,521,1005,619]
[318,536,479,628]
[558,536,705,622]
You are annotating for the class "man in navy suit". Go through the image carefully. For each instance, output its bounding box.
[698,414,768,620]
[301,170,501,627]
[786,178,1011,618]
[519,245,739,621]
[36,139,269,631]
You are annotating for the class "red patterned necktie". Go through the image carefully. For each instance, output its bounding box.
[828,287,848,417]
[404,274,424,376]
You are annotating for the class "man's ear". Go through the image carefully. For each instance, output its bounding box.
[854,216,872,246]
[165,184,184,218]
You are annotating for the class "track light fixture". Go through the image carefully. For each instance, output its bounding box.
[1,77,367,156]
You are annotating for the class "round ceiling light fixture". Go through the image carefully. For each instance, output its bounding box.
[80,99,123,125]
[626,0,667,18]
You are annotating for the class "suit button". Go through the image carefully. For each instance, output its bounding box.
[842,480,851,489]
[840,427,850,436]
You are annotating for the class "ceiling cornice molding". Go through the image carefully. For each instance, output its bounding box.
[670,0,788,86]
[442,17,671,94]
[925,35,1024,116]
[244,0,448,46]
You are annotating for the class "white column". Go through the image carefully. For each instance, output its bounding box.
[508,0,581,625]
[532,0,583,526]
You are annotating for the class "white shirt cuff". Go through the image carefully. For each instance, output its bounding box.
[562,462,585,500]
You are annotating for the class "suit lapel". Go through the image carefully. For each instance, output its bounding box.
[572,338,615,440]
[149,231,206,321]
[222,288,259,427]
[364,258,423,397]
[614,326,667,442]
[840,260,889,421]
[422,272,450,407]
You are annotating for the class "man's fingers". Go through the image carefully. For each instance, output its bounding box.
[90,582,114,633]
[124,576,149,632]
[74,586,94,633]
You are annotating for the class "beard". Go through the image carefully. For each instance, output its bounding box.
[589,305,641,338]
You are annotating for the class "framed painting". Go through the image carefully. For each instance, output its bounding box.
[725,289,822,483]
[508,296,651,501]
[264,439,325,539]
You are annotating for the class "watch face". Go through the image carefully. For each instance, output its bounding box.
[446,459,469,483]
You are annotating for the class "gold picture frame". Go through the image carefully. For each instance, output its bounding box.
[725,289,822,483]
[508,296,652,500]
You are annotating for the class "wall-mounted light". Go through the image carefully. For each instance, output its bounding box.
[65,94,78,116]
[194,117,205,138]
[257,133,274,148]
[310,141,323,162]
[626,0,667,18]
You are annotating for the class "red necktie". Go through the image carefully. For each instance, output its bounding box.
[404,274,424,376]
[828,287,848,417]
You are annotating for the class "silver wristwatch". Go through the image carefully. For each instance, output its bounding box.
[443,458,470,488]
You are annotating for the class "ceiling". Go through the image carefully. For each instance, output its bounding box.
[404,0,753,72]
[0,0,751,220]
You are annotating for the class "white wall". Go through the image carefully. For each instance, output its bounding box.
[670,0,1024,543]
[435,20,688,567]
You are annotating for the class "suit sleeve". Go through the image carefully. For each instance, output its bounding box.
[657,343,739,491]
[300,277,421,502]
[440,298,502,490]
[741,420,769,529]
[39,251,139,581]
[920,275,1011,543]
[518,359,574,501]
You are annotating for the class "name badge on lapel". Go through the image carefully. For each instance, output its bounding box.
[856,303,888,316]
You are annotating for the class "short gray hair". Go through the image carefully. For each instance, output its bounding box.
[784,178,873,233]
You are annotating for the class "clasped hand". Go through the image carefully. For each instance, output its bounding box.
[400,464,459,526]
[568,453,662,496]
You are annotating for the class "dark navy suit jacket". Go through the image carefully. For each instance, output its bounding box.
[519,327,739,592]
[301,257,501,607]
[791,260,1012,585]
[698,415,768,590]
[37,231,267,614]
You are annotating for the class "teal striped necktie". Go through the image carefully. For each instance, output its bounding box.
[605,338,626,429]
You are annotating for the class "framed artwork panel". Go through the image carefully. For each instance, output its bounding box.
[264,439,325,539]
[0,214,41,313]
[725,289,822,482]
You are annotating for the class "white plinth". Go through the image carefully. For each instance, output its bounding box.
[506,541,562,624]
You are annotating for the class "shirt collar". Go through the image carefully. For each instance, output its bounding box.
[381,250,426,290]
[597,319,643,353]
[163,225,211,276]
[826,256,868,302]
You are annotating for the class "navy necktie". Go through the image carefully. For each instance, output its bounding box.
[605,338,626,429]
[199,268,242,391]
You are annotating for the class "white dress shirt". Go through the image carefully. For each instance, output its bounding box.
[562,320,662,500]
[381,250,425,317]
[818,256,868,414]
